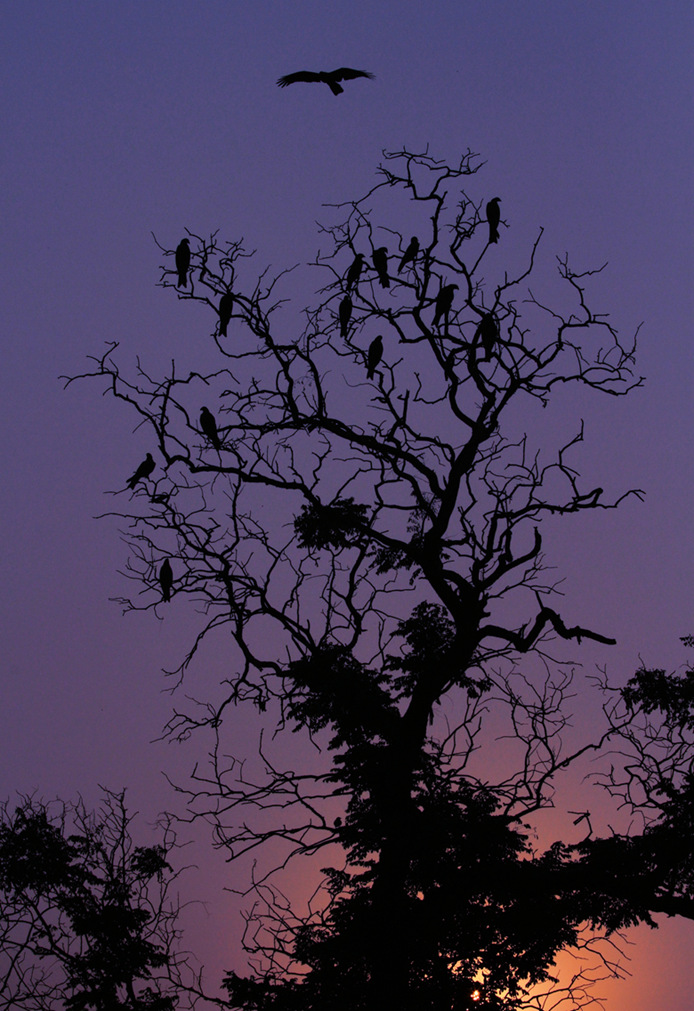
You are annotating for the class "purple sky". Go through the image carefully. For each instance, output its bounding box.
[1,3,692,1007]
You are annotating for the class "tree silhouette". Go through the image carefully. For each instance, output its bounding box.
[65,149,694,1010]
[0,790,196,1011]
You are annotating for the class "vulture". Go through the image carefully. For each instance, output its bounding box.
[276,67,375,96]
[398,236,419,273]
[346,253,365,291]
[339,295,353,338]
[175,238,191,287]
[126,452,155,490]
[200,406,221,451]
[372,246,390,288]
[218,293,234,337]
[159,558,173,603]
[475,313,499,360]
[432,283,459,328]
[486,198,501,244]
[366,335,384,379]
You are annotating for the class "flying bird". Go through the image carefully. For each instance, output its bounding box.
[339,295,353,338]
[175,238,191,287]
[346,253,365,291]
[398,236,419,273]
[159,558,173,603]
[218,293,234,337]
[200,406,221,451]
[366,335,384,379]
[373,247,390,288]
[486,198,501,244]
[276,67,375,96]
[475,313,499,360]
[432,284,459,328]
[126,452,155,490]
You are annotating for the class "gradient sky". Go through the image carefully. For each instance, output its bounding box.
[1,3,692,1008]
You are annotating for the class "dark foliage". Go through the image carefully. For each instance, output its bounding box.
[0,792,184,1011]
[294,498,370,552]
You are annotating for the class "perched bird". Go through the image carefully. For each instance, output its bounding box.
[218,293,234,337]
[432,284,459,328]
[276,67,375,96]
[339,295,353,338]
[126,452,155,490]
[373,247,390,288]
[486,198,501,244]
[159,558,173,603]
[175,238,191,287]
[200,406,222,451]
[475,313,499,360]
[398,236,419,273]
[366,334,384,379]
[346,253,365,291]
[200,406,221,451]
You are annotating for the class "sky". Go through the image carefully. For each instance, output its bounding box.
[1,2,692,1008]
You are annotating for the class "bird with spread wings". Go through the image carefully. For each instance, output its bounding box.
[277,67,375,96]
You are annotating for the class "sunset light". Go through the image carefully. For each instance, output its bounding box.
[1,5,691,1011]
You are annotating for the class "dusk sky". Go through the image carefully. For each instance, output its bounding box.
[1,3,692,1008]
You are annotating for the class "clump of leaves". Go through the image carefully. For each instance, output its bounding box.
[388,602,490,696]
[294,498,369,550]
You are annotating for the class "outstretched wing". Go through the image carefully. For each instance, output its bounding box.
[277,70,322,87]
[330,67,375,83]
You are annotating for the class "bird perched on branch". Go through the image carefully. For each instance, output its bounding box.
[366,335,384,379]
[398,236,419,273]
[373,247,390,288]
[475,313,499,360]
[126,452,155,490]
[218,293,234,337]
[200,406,221,452]
[277,67,375,96]
[159,558,173,603]
[346,253,365,291]
[339,295,353,338]
[486,198,501,244]
[175,238,190,287]
[433,284,459,328]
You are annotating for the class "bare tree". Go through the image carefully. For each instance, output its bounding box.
[65,150,693,1010]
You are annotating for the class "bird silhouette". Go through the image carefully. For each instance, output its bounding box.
[346,253,365,291]
[398,236,419,273]
[126,452,155,490]
[366,335,384,379]
[339,295,353,338]
[486,198,501,244]
[175,238,190,287]
[218,293,234,337]
[276,67,375,96]
[373,247,390,288]
[432,284,459,328]
[159,558,173,603]
[475,313,499,360]
[200,406,221,451]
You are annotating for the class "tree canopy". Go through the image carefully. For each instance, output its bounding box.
[55,149,694,1010]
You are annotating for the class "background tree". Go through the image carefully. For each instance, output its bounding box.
[0,790,198,1011]
[66,150,692,1009]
